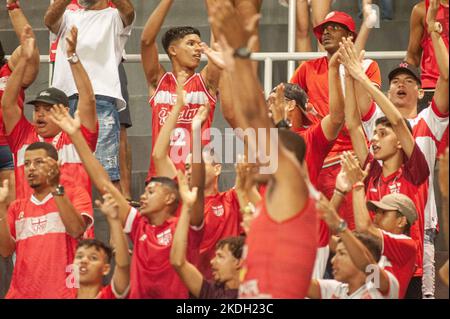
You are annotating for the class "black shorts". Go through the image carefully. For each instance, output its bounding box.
[118,62,132,128]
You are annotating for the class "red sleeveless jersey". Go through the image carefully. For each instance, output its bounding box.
[239,196,318,299]
[421,0,449,89]
[147,72,216,181]
[0,63,25,146]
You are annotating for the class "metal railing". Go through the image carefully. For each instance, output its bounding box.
[9,50,406,98]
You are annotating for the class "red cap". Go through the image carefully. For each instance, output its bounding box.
[313,11,357,44]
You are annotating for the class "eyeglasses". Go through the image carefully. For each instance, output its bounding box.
[323,24,346,32]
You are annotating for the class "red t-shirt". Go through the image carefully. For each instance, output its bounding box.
[6,115,98,201]
[124,207,203,299]
[364,144,430,277]
[290,57,381,166]
[378,230,417,299]
[6,188,93,299]
[292,123,334,248]
[147,72,216,181]
[0,63,25,146]
[72,282,129,299]
[239,196,318,299]
[198,189,243,280]
[421,0,449,89]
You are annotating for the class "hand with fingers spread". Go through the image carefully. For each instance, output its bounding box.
[20,25,36,61]
[335,166,351,194]
[39,157,61,188]
[316,194,342,234]
[338,37,366,82]
[177,170,198,208]
[341,151,370,186]
[66,26,78,57]
[269,84,288,124]
[201,42,225,70]
[95,192,120,220]
[0,180,9,205]
[49,104,81,135]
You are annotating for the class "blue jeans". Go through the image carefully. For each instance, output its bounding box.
[358,0,394,20]
[68,95,121,181]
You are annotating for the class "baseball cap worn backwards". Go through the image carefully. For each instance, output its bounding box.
[27,87,69,107]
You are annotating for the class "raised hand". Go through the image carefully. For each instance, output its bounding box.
[20,25,35,61]
[362,0,378,29]
[316,193,341,234]
[39,157,61,188]
[341,151,370,186]
[427,0,440,33]
[49,104,81,135]
[177,170,198,208]
[192,103,211,132]
[335,166,351,194]
[0,180,9,204]
[66,26,78,57]
[201,42,225,70]
[269,84,288,124]
[95,192,120,220]
[338,37,366,82]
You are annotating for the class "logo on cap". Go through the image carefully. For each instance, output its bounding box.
[399,62,409,68]
[326,11,336,19]
[40,91,51,97]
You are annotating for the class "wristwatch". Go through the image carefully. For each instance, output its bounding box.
[275,119,291,129]
[52,185,65,197]
[233,47,252,59]
[335,219,348,234]
[67,53,79,64]
[428,22,443,35]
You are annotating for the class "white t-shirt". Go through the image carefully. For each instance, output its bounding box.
[318,270,399,299]
[52,7,134,111]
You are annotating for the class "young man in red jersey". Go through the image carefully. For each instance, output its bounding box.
[72,188,130,299]
[208,1,318,298]
[337,153,419,300]
[289,9,382,229]
[170,170,243,299]
[141,0,221,180]
[49,104,205,299]
[309,195,400,299]
[0,142,93,298]
[1,26,98,202]
[343,10,449,296]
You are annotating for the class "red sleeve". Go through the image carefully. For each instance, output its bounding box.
[80,124,99,152]
[303,124,334,183]
[403,143,431,185]
[6,115,34,152]
[67,186,94,228]
[361,101,377,122]
[382,231,417,266]
[365,61,382,87]
[290,63,307,89]
[364,154,382,189]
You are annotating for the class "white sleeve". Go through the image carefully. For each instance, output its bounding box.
[124,207,138,234]
[382,270,400,299]
[317,280,342,299]
[418,101,449,142]
[55,10,71,37]
[362,103,385,141]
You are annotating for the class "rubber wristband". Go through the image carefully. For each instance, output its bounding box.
[352,181,365,190]
[334,189,347,197]
[7,1,20,10]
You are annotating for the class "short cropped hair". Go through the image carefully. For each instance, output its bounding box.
[338,232,382,263]
[216,236,245,259]
[278,129,307,164]
[26,142,59,161]
[77,239,113,264]
[162,26,201,55]
[147,176,180,210]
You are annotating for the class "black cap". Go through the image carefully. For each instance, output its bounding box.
[27,87,69,107]
[388,61,421,85]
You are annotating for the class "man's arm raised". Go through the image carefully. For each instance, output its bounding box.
[141,0,173,94]
[111,0,135,27]
[170,170,204,298]
[49,105,130,226]
[44,0,71,35]
[65,26,97,133]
